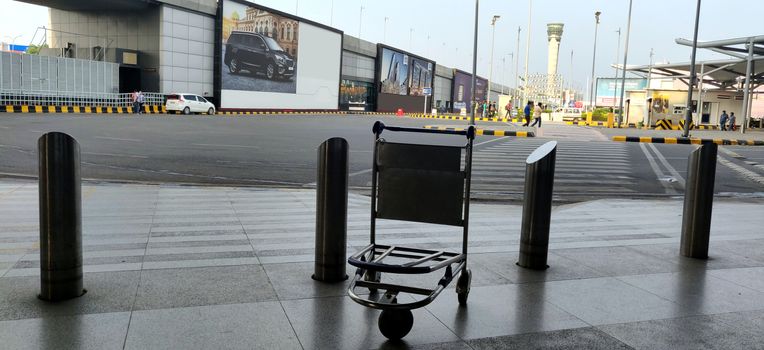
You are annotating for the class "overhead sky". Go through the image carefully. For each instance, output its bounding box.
[2,0,762,93]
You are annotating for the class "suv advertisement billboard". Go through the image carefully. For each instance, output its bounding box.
[217,0,342,110]
[222,1,298,93]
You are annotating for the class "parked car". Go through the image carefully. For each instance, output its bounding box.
[224,31,295,80]
[165,94,216,115]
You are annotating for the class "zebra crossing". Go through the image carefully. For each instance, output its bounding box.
[470,137,638,196]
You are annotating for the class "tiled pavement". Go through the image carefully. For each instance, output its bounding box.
[2,179,764,349]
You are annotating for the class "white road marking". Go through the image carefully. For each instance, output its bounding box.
[94,136,142,142]
[349,168,372,177]
[82,152,148,159]
[192,143,260,149]
[718,156,764,185]
[647,143,686,187]
[639,143,678,195]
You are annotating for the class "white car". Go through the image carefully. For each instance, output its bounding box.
[165,93,216,115]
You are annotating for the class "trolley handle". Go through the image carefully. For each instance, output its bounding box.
[373,121,475,140]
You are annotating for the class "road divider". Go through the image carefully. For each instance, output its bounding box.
[613,136,764,146]
[424,125,534,137]
[1,105,166,114]
[410,113,521,123]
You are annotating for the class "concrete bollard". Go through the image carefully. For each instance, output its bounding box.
[517,141,557,270]
[313,137,349,282]
[680,142,717,259]
[38,132,86,301]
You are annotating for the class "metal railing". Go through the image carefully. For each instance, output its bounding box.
[0,91,166,107]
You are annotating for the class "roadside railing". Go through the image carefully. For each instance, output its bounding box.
[0,91,166,108]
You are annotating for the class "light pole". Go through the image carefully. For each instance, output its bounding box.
[427,34,431,57]
[589,11,601,112]
[383,17,389,42]
[4,34,22,51]
[330,0,334,25]
[682,0,702,137]
[612,28,621,112]
[522,0,532,106]
[470,0,479,125]
[515,26,521,110]
[569,49,574,104]
[409,28,414,50]
[617,1,633,127]
[488,15,500,113]
[358,4,364,39]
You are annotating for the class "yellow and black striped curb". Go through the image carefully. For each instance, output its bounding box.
[653,119,719,130]
[613,136,764,146]
[215,110,356,115]
[1,105,166,114]
[424,125,535,137]
[409,113,521,123]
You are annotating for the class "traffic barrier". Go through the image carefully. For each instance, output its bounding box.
[517,141,557,270]
[655,119,674,130]
[0,105,165,114]
[679,120,695,130]
[423,125,534,137]
[612,136,764,146]
[313,137,349,282]
[38,132,86,301]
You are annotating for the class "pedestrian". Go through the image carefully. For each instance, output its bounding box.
[719,110,728,131]
[482,100,488,118]
[131,91,138,114]
[137,91,145,114]
[522,101,532,126]
[505,101,512,118]
[489,102,496,118]
[531,102,543,128]
[728,112,736,131]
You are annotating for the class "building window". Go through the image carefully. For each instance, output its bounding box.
[287,24,292,41]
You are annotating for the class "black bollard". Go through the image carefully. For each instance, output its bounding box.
[313,137,349,282]
[517,141,557,270]
[680,142,717,259]
[38,132,86,301]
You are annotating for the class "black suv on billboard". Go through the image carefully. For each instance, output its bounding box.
[224,31,295,80]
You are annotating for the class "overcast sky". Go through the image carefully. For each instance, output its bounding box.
[2,0,762,92]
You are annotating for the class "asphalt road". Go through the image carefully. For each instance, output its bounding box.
[0,114,762,201]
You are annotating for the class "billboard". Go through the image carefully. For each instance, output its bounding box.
[451,70,487,112]
[595,78,647,107]
[379,48,408,95]
[375,44,436,112]
[218,0,342,109]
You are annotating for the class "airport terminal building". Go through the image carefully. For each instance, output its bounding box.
[1,0,514,113]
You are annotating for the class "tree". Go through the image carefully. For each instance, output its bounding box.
[26,44,48,55]
[231,11,240,20]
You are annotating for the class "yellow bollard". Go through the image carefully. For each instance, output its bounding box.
[586,112,593,124]
[606,113,614,128]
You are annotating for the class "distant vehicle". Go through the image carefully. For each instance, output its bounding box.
[224,31,295,80]
[165,94,216,115]
[552,107,584,122]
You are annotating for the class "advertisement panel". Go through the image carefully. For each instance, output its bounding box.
[409,58,433,96]
[451,70,487,112]
[379,47,408,95]
[218,0,342,109]
[595,78,647,107]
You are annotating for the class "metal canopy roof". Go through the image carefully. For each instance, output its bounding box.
[626,36,764,90]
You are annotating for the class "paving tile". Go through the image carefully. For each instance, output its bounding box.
[617,270,764,315]
[711,309,764,340]
[468,251,604,284]
[468,327,633,350]
[404,341,474,350]
[0,271,139,321]
[553,246,684,276]
[709,267,764,293]
[125,302,301,350]
[541,277,689,325]
[262,261,358,300]
[134,265,277,310]
[599,315,764,350]
[426,284,587,340]
[629,243,764,271]
[282,296,460,350]
[0,312,131,350]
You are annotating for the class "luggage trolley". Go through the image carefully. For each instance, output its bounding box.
[347,121,475,340]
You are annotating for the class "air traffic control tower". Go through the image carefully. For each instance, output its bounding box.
[546,23,564,96]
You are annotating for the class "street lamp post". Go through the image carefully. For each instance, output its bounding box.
[358,4,364,39]
[383,17,389,42]
[488,15,500,113]
[409,28,414,50]
[617,1,634,128]
[682,0,702,137]
[470,0,479,125]
[589,11,601,112]
[612,28,621,112]
[515,26,521,111]
[522,0,532,106]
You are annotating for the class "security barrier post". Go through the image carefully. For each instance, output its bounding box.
[517,141,557,270]
[313,137,349,282]
[680,142,717,259]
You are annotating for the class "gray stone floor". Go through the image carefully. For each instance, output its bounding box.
[2,179,764,349]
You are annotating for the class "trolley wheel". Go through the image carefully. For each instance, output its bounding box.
[378,309,413,340]
[456,268,472,305]
[364,270,381,293]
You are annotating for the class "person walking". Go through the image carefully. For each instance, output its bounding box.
[530,102,543,128]
[505,101,512,118]
[137,91,145,114]
[719,110,728,131]
[728,112,736,131]
[522,101,532,126]
[131,91,139,114]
